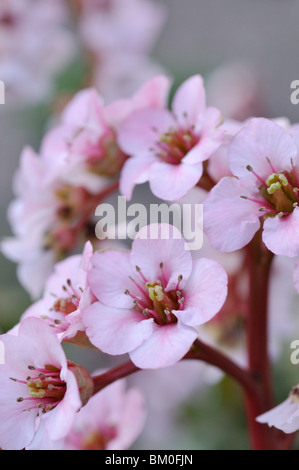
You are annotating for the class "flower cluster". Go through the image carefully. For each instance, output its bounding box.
[3,62,299,451]
[2,76,169,297]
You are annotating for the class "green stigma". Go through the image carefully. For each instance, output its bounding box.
[266,173,288,194]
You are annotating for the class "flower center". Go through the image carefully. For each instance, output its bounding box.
[154,127,200,165]
[55,185,91,221]
[41,279,81,333]
[125,264,184,326]
[81,427,117,450]
[87,130,128,177]
[0,11,17,27]
[12,365,66,414]
[242,159,299,218]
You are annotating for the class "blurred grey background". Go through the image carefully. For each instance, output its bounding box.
[156,0,299,122]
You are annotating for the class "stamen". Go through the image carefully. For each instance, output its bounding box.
[135,266,148,283]
[128,276,148,298]
[241,195,272,207]
[159,262,167,287]
[176,275,183,291]
[266,156,277,174]
[246,165,267,187]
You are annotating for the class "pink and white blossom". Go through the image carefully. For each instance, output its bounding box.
[19,242,95,345]
[83,224,228,369]
[65,377,146,450]
[1,145,97,298]
[118,75,224,201]
[41,76,170,193]
[2,77,169,297]
[204,118,299,255]
[0,318,94,450]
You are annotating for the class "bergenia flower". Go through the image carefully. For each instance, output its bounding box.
[1,147,60,297]
[2,77,169,298]
[41,76,170,189]
[1,146,96,298]
[0,0,75,104]
[65,377,146,450]
[83,224,228,369]
[256,385,299,434]
[118,74,224,201]
[19,242,95,345]
[0,318,94,450]
[78,0,167,101]
[204,118,299,255]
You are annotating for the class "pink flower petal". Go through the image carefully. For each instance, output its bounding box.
[119,152,158,200]
[104,74,172,128]
[118,108,176,155]
[83,302,154,355]
[149,160,204,201]
[263,208,299,257]
[229,118,298,180]
[88,250,142,309]
[178,258,228,326]
[129,323,198,369]
[62,88,105,129]
[203,176,261,252]
[172,75,206,126]
[131,224,193,291]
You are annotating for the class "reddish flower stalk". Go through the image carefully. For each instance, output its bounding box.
[92,338,260,406]
[244,232,278,450]
[93,362,140,394]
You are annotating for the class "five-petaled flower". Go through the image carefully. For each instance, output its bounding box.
[83,224,228,369]
[204,118,299,256]
[0,318,94,450]
[118,75,224,201]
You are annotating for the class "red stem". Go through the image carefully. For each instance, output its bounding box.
[93,361,140,394]
[185,339,259,397]
[92,338,260,400]
[244,232,277,449]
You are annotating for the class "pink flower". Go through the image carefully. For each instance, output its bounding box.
[0,0,75,103]
[118,75,224,201]
[1,146,96,298]
[1,147,59,297]
[207,119,242,183]
[19,242,95,345]
[0,318,94,450]
[41,76,170,190]
[204,118,299,255]
[83,224,228,369]
[257,385,299,434]
[2,76,169,297]
[64,377,146,450]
